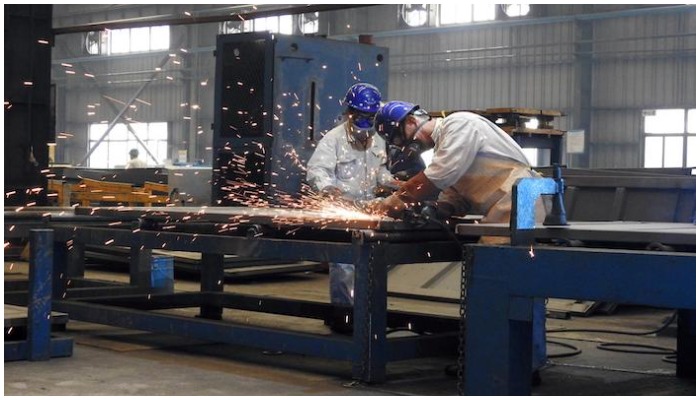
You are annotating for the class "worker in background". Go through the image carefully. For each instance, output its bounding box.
[371,100,548,379]
[125,148,147,169]
[306,83,399,333]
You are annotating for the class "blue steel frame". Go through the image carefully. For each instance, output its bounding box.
[46,225,463,383]
[460,241,696,395]
[4,229,73,361]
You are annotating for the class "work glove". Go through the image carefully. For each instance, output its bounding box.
[320,185,343,198]
[364,194,407,219]
[372,184,396,198]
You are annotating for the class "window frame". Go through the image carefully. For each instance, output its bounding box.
[438,4,496,26]
[87,122,169,168]
[642,108,696,168]
[85,25,170,55]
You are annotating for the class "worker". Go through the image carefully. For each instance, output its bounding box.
[306,83,398,333]
[125,148,147,169]
[370,100,548,377]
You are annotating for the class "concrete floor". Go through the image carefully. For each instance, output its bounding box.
[4,261,696,396]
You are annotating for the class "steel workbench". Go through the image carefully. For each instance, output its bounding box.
[456,221,696,395]
[19,206,469,383]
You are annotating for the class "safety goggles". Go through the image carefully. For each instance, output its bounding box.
[348,111,376,130]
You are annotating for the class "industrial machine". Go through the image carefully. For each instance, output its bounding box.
[212,32,389,205]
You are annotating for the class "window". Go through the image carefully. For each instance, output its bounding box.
[220,20,249,34]
[253,15,294,34]
[439,4,495,25]
[88,122,168,168]
[85,31,106,55]
[502,4,531,17]
[643,109,696,168]
[84,26,170,55]
[220,15,294,34]
[401,4,429,27]
[299,12,320,34]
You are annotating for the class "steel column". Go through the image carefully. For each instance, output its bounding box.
[130,246,153,289]
[352,243,389,383]
[5,228,73,362]
[199,253,224,319]
[27,229,53,360]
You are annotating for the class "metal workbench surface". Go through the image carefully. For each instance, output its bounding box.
[455,221,696,247]
[72,206,431,232]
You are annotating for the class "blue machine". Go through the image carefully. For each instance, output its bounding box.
[212,32,389,205]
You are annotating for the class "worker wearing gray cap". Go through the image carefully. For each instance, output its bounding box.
[306,83,398,333]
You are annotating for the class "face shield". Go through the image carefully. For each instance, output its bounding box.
[388,113,431,159]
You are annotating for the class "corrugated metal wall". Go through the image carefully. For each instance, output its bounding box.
[50,4,695,169]
[377,22,576,111]
[589,11,696,167]
[373,7,695,168]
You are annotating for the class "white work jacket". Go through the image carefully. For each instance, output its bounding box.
[426,112,543,224]
[306,123,394,201]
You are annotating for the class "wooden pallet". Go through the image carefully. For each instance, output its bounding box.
[428,107,566,136]
[48,178,169,207]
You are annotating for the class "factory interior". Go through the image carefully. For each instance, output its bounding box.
[3,3,697,396]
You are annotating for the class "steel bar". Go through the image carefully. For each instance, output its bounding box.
[73,206,400,232]
[54,300,359,360]
[456,221,696,247]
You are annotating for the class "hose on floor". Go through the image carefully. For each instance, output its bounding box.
[546,311,678,361]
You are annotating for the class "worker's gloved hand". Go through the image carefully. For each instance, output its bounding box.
[372,185,394,198]
[320,185,343,198]
[364,194,407,219]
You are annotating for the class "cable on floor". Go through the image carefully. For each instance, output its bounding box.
[546,310,677,337]
[596,342,675,355]
[546,310,678,361]
[662,354,677,364]
[546,339,582,358]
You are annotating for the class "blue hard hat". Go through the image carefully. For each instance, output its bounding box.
[374,101,420,144]
[344,83,382,114]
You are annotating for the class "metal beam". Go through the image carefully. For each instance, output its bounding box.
[53,5,375,35]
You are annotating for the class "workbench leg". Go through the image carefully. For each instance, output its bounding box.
[198,253,224,320]
[463,249,532,395]
[66,242,85,278]
[52,239,68,301]
[130,247,152,290]
[676,308,695,379]
[28,229,53,361]
[351,245,387,383]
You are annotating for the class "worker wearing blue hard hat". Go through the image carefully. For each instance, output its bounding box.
[372,100,549,374]
[372,100,545,227]
[306,83,399,334]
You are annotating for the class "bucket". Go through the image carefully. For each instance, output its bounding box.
[151,255,174,292]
